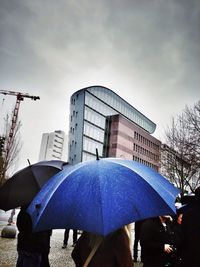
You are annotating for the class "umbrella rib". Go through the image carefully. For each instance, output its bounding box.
[29,164,85,229]
[30,166,42,191]
[97,165,105,235]
[117,160,178,198]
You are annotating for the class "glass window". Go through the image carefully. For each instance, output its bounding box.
[83,136,103,156]
[83,122,104,142]
[87,87,156,133]
[82,152,96,162]
[85,92,117,117]
[84,106,105,129]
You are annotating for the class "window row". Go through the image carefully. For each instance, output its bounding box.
[70,110,78,123]
[55,134,64,140]
[83,136,103,156]
[88,87,155,133]
[69,140,77,148]
[53,144,63,150]
[52,154,60,159]
[70,93,79,105]
[84,106,105,129]
[69,154,76,162]
[84,122,105,143]
[133,143,159,161]
[134,131,159,151]
[52,149,62,154]
[133,156,158,172]
[54,139,63,144]
[85,92,117,118]
[82,152,96,162]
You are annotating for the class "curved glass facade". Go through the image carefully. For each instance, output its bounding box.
[87,86,156,134]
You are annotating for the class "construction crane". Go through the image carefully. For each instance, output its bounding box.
[0,90,40,178]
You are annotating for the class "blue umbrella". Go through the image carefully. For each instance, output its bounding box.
[28,158,179,236]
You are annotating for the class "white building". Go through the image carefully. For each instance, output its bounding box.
[38,130,68,161]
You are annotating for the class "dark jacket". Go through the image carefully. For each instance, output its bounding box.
[181,202,200,267]
[140,217,177,267]
[170,218,183,267]
[71,228,132,267]
[17,208,51,254]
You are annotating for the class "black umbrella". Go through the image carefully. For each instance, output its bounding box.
[0,160,68,211]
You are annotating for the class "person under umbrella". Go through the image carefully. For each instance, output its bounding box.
[168,204,185,267]
[71,225,133,267]
[16,205,52,267]
[62,228,77,248]
[181,186,200,267]
[133,219,145,262]
[140,215,178,267]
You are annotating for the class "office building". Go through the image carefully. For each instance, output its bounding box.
[106,114,160,171]
[68,86,161,170]
[39,130,68,161]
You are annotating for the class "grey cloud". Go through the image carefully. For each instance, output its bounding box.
[0,0,200,168]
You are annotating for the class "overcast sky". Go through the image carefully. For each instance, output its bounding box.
[0,0,200,173]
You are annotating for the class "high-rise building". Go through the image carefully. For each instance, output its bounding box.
[38,130,68,161]
[68,85,161,170]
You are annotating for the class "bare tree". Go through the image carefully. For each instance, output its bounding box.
[185,100,200,131]
[0,114,22,186]
[183,100,200,189]
[184,100,200,152]
[162,101,200,195]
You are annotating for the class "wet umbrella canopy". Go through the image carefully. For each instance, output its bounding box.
[28,158,179,236]
[0,160,68,211]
